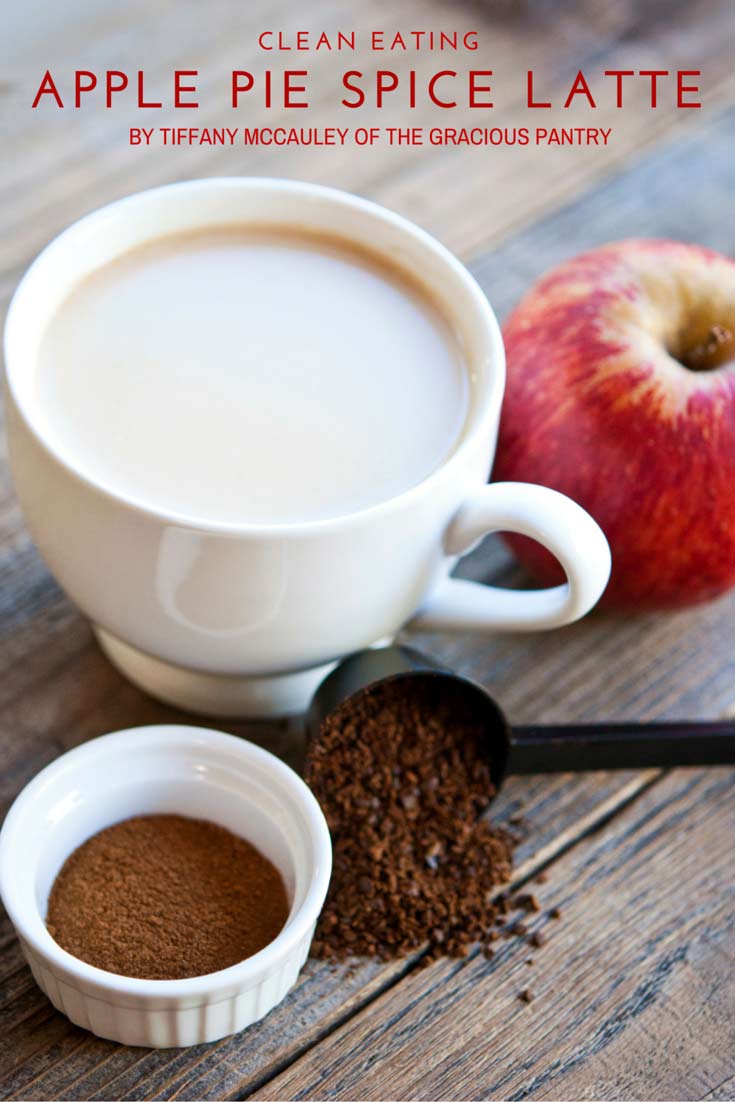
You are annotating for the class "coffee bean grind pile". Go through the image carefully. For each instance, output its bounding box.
[46,815,290,980]
[306,678,521,962]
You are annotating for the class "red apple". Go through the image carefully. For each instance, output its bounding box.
[492,239,735,609]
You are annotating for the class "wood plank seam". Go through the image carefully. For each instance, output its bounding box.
[248,770,733,1102]
[237,770,667,1102]
[0,773,666,1102]
[704,1072,735,1099]
[1,28,733,1094]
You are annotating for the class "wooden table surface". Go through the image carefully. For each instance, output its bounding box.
[1,2,734,1099]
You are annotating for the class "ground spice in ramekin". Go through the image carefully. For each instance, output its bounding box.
[46,814,289,980]
[305,678,518,961]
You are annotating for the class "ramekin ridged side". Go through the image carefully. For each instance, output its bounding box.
[20,929,313,1047]
[0,726,332,1047]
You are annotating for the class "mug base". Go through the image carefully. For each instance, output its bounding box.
[94,628,339,718]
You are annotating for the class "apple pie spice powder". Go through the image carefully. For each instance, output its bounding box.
[305,678,526,963]
[46,815,290,980]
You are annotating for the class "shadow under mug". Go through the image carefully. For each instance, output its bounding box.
[3,178,611,717]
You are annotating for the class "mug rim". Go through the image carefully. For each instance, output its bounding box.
[4,177,505,537]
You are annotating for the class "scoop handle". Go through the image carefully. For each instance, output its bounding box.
[507,720,735,774]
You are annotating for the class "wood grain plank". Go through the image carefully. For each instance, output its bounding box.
[2,12,734,1098]
[1,109,735,1099]
[5,585,732,1102]
[705,1073,735,1100]
[469,106,735,322]
[1,0,734,316]
[0,773,660,1102]
[253,768,735,1102]
[373,6,735,258]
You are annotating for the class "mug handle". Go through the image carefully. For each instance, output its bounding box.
[408,482,611,633]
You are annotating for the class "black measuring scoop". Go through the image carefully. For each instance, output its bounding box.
[307,644,735,792]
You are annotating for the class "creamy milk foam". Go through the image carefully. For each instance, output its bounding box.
[35,227,469,524]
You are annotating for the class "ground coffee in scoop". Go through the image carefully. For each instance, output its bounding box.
[46,814,289,979]
[305,678,517,961]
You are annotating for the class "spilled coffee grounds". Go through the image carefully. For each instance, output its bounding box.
[306,678,517,960]
[46,815,289,979]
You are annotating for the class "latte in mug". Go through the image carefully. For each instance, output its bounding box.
[35,226,469,524]
[7,180,610,719]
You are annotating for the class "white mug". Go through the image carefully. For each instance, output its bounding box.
[4,179,611,716]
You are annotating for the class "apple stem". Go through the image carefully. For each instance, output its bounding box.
[683,324,735,372]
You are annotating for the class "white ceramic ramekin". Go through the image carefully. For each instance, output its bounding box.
[0,725,332,1047]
